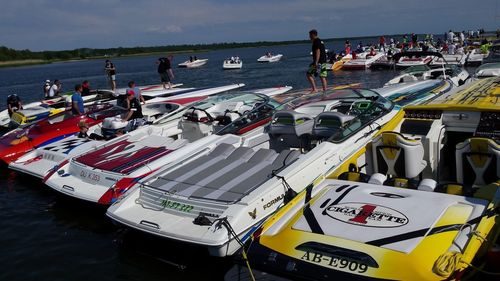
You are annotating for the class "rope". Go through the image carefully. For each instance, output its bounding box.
[433,251,500,277]
[214,217,256,281]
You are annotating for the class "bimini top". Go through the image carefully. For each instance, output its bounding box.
[406,76,500,112]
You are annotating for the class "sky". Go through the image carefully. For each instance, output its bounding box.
[1,0,499,51]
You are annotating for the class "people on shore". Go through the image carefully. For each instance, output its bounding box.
[7,94,22,117]
[47,79,62,99]
[71,84,85,115]
[306,29,328,93]
[43,80,51,98]
[157,55,174,89]
[104,60,116,91]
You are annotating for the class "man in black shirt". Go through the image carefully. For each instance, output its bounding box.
[307,29,328,93]
[157,55,174,89]
[7,94,23,117]
[104,60,116,91]
[122,91,144,122]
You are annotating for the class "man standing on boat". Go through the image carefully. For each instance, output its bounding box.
[157,55,174,89]
[306,29,327,93]
[104,60,116,91]
[71,84,85,116]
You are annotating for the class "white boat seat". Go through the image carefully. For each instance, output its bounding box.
[455,138,499,186]
[268,110,314,151]
[313,112,355,140]
[417,178,437,192]
[372,132,427,179]
[147,144,300,203]
[368,173,387,185]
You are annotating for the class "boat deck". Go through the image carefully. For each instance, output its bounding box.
[144,143,300,204]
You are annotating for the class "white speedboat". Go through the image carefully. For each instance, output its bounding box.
[42,86,292,205]
[466,48,489,66]
[395,51,436,68]
[178,59,208,68]
[429,53,467,66]
[472,62,500,79]
[8,94,212,180]
[105,84,448,257]
[223,59,242,69]
[257,54,283,63]
[385,52,470,87]
[342,52,385,70]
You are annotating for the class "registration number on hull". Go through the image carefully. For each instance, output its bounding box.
[80,170,100,184]
[300,251,368,273]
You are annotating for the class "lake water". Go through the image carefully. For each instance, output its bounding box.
[0,40,479,281]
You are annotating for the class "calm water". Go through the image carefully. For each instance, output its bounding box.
[0,40,478,281]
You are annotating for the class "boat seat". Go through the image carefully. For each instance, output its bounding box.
[384,177,418,189]
[268,110,314,151]
[312,112,355,140]
[337,171,370,183]
[371,132,427,179]
[455,138,499,186]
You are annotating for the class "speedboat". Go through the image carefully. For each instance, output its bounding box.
[223,59,242,69]
[0,84,185,131]
[342,52,385,70]
[9,96,207,179]
[43,86,293,205]
[330,54,352,71]
[482,40,500,64]
[178,59,208,68]
[385,58,470,88]
[105,83,449,257]
[466,48,489,66]
[430,53,467,66]
[0,103,120,165]
[257,54,283,63]
[395,51,437,68]
[472,62,500,79]
[244,76,500,281]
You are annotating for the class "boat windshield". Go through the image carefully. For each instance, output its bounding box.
[327,89,393,143]
[217,88,393,136]
[88,106,127,120]
[402,65,431,74]
[153,91,268,126]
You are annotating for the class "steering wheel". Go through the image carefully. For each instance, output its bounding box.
[347,101,370,116]
[189,107,214,122]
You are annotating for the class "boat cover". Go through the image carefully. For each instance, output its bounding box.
[144,143,300,203]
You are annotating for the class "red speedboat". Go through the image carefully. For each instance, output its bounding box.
[0,103,120,165]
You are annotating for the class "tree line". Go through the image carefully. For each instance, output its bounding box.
[0,40,311,62]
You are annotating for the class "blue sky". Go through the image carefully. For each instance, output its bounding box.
[1,0,498,51]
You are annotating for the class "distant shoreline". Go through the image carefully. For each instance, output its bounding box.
[1,32,496,68]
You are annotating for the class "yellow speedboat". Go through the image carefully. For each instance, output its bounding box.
[245,77,500,281]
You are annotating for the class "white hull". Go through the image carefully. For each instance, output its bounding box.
[342,53,384,70]
[257,54,283,62]
[178,59,208,68]
[43,86,291,205]
[223,60,242,69]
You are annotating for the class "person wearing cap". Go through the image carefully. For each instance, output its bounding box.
[47,79,62,99]
[122,90,143,122]
[43,80,51,98]
[126,81,145,104]
[72,84,85,115]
